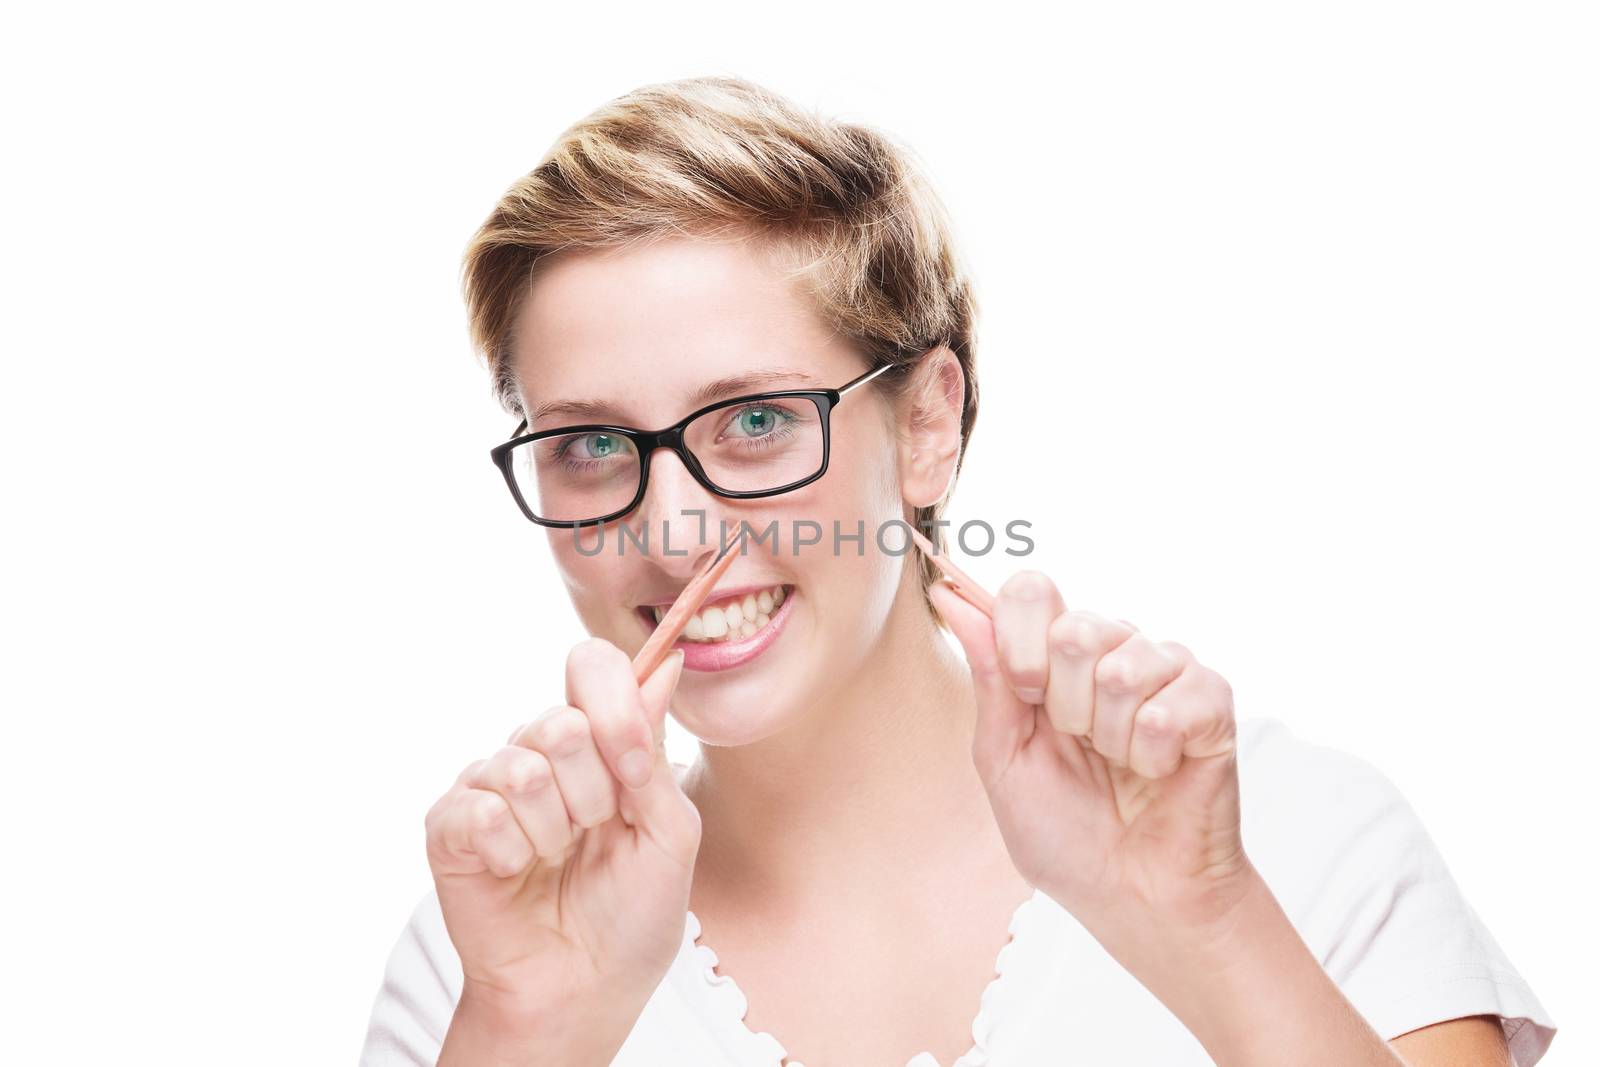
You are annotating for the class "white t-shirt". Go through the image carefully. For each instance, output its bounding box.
[359,716,1558,1066]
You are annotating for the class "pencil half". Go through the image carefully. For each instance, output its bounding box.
[907,526,997,617]
[632,525,746,682]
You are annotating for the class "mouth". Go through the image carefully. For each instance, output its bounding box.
[635,582,796,672]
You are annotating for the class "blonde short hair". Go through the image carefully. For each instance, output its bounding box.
[461,75,980,614]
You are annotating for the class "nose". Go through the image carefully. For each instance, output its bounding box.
[633,446,725,581]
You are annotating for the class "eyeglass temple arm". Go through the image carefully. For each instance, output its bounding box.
[838,344,942,396]
[837,360,898,396]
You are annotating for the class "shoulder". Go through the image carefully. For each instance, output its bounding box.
[1231,716,1558,1063]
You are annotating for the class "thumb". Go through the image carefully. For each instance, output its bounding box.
[929,580,1032,781]
[638,649,684,751]
[620,650,700,856]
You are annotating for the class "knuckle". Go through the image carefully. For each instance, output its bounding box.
[512,707,564,747]
[1155,639,1192,664]
[455,758,488,787]
[1095,654,1140,692]
[471,792,508,832]
[536,706,592,756]
[1000,569,1056,601]
[505,749,554,794]
[476,748,514,786]
[1136,701,1171,735]
[1048,613,1101,657]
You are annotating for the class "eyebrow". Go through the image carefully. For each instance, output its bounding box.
[529,367,828,427]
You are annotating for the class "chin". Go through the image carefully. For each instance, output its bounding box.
[671,701,796,748]
[634,579,817,746]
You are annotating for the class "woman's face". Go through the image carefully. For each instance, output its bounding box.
[508,236,914,746]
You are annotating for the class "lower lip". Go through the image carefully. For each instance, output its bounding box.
[666,588,796,673]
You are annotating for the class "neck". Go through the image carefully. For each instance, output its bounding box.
[683,577,1015,914]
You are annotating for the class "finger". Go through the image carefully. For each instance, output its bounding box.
[518,705,618,830]
[992,570,1066,705]
[454,758,488,787]
[638,649,685,750]
[565,638,657,791]
[930,580,1033,782]
[1154,647,1239,761]
[1127,698,1186,779]
[428,787,534,878]
[472,745,572,863]
[1092,634,1184,766]
[1042,611,1136,737]
[1125,644,1233,777]
[617,652,697,858]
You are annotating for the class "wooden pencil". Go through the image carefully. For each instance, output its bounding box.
[906,526,997,617]
[631,525,746,682]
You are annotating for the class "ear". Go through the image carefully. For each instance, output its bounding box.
[896,345,966,510]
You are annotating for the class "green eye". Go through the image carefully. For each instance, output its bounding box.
[738,408,777,436]
[570,432,630,460]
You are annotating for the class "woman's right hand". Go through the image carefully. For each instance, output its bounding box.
[425,638,699,1050]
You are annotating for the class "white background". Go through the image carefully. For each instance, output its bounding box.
[3,1,1594,1063]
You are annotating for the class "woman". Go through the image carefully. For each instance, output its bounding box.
[361,77,1556,1066]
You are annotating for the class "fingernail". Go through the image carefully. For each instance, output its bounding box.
[662,649,686,687]
[619,748,653,789]
[1016,687,1045,704]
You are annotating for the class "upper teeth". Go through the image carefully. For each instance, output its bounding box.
[652,584,787,643]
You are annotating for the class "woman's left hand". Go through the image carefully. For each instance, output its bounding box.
[930,572,1253,945]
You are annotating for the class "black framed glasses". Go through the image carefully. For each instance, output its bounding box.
[490,361,901,527]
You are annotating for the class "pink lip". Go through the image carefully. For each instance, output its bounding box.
[661,586,797,673]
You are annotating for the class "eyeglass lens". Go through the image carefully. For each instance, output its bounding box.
[506,395,826,523]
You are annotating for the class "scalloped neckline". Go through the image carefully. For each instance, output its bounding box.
[682,886,1044,1067]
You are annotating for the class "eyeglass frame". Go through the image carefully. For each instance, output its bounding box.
[489,359,905,528]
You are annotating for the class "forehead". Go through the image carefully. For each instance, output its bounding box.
[507,236,863,425]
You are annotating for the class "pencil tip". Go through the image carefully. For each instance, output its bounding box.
[716,522,747,560]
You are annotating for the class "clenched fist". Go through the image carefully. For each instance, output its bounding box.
[426,639,699,1058]
[930,572,1248,944]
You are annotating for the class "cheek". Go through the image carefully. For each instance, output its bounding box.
[780,450,909,620]
[546,529,591,584]
[545,532,633,614]
[811,415,906,523]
